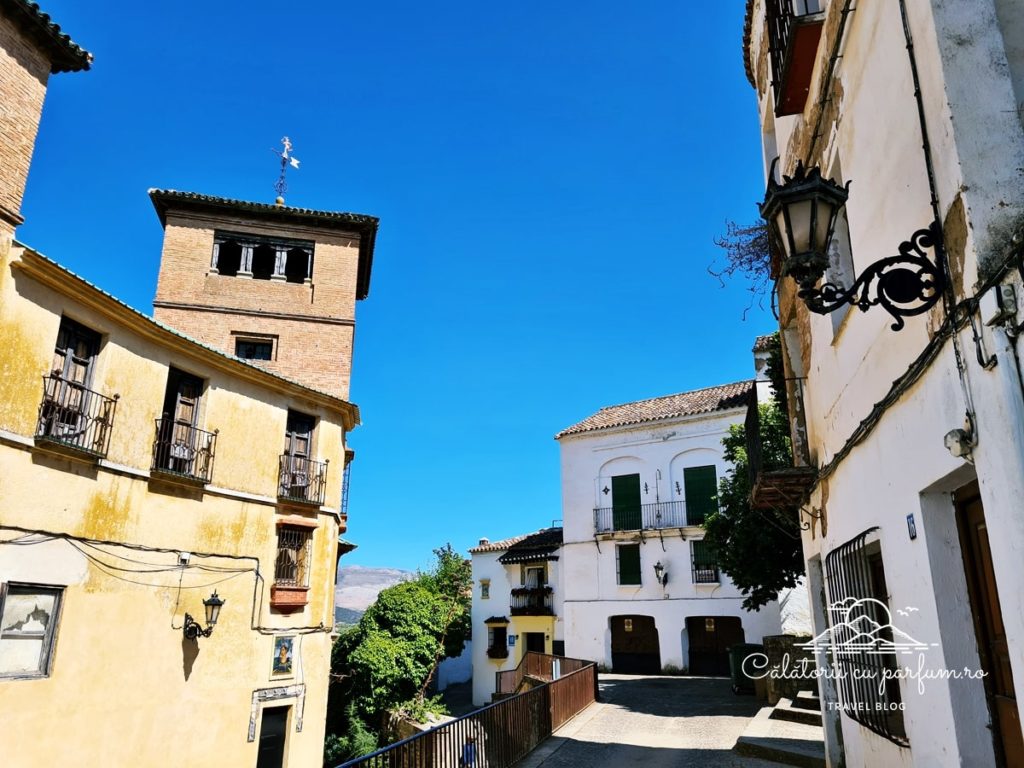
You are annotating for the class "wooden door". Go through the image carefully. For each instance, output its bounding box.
[47,319,100,436]
[525,632,546,653]
[610,615,660,674]
[256,706,289,768]
[161,369,203,472]
[956,485,1024,767]
[687,616,743,676]
[283,411,315,493]
[611,474,642,530]
[683,465,718,525]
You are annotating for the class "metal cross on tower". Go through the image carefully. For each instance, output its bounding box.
[272,136,300,205]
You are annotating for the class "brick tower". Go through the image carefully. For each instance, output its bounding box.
[150,190,378,400]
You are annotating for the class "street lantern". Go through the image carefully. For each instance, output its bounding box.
[761,161,849,290]
[183,590,225,641]
[759,159,945,331]
[653,561,668,587]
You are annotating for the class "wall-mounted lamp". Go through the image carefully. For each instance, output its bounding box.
[760,160,945,331]
[653,561,669,587]
[183,591,225,641]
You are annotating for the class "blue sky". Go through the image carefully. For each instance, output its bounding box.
[21,2,773,572]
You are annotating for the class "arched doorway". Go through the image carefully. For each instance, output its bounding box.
[686,616,743,676]
[610,615,661,674]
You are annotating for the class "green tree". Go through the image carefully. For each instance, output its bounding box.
[324,544,472,763]
[702,400,804,610]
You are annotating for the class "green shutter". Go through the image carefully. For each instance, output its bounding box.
[683,465,718,524]
[611,474,642,530]
[618,544,641,585]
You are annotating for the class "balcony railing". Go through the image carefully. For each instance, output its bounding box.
[151,418,217,483]
[767,0,826,116]
[278,454,328,506]
[510,586,554,616]
[35,375,118,458]
[487,645,510,659]
[594,500,699,533]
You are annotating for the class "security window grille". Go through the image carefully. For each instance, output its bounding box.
[0,584,63,678]
[236,339,273,360]
[274,526,313,587]
[691,540,719,583]
[487,625,508,658]
[617,544,642,585]
[683,465,718,525]
[825,528,908,745]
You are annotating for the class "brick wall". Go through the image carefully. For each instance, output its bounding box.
[0,13,51,229]
[152,209,362,400]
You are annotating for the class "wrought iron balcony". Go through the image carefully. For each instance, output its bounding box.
[35,375,118,458]
[151,419,217,483]
[510,586,554,616]
[487,645,510,660]
[278,454,328,506]
[594,500,699,533]
[767,0,826,116]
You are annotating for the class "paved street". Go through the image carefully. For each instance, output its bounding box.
[520,674,783,767]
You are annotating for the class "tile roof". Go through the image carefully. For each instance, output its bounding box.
[742,0,756,87]
[497,528,563,564]
[469,527,562,555]
[753,334,776,352]
[555,380,754,438]
[3,0,92,72]
[148,189,379,300]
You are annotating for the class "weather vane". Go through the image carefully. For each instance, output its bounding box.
[272,136,300,205]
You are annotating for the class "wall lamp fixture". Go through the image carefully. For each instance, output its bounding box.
[760,160,945,331]
[183,591,225,641]
[653,561,669,587]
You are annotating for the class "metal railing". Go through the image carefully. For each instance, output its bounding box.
[151,418,217,483]
[274,525,313,587]
[510,587,554,616]
[35,375,118,458]
[336,657,597,768]
[594,500,696,533]
[496,652,588,696]
[278,454,328,505]
[692,564,720,584]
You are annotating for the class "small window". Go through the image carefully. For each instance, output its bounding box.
[480,580,490,600]
[617,544,641,585]
[487,625,508,658]
[215,239,242,276]
[284,247,310,284]
[252,244,276,280]
[0,584,63,678]
[236,338,274,361]
[275,526,313,587]
[691,540,719,584]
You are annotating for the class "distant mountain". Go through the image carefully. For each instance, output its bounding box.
[335,606,364,628]
[335,565,413,613]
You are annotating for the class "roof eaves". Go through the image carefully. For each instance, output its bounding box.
[4,0,92,73]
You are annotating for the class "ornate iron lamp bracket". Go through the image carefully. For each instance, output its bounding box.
[183,612,214,641]
[798,222,945,331]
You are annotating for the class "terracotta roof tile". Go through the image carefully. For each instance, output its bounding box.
[555,381,754,439]
[3,0,92,73]
[469,527,562,555]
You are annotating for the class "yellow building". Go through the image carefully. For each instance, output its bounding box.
[0,3,377,766]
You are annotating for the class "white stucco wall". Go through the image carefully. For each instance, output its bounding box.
[557,406,783,672]
[747,0,1024,764]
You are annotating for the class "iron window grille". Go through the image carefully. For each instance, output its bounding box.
[35,375,118,458]
[274,526,313,587]
[691,540,720,584]
[151,419,217,483]
[825,527,908,746]
[0,583,64,679]
[766,0,826,115]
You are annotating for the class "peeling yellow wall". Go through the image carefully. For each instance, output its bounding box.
[0,243,349,768]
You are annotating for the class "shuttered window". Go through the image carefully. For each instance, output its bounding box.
[611,474,642,531]
[617,544,641,585]
[683,465,718,524]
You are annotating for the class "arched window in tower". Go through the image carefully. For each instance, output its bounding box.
[216,240,242,276]
[284,247,310,283]
[251,244,275,280]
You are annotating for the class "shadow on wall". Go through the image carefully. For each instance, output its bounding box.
[182,637,199,680]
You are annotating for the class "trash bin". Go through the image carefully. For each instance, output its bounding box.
[728,643,763,695]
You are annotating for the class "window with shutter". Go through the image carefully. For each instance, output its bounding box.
[683,466,718,525]
[611,474,642,531]
[617,544,642,585]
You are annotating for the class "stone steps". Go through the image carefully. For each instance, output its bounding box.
[734,706,826,768]
[792,689,821,711]
[770,696,823,727]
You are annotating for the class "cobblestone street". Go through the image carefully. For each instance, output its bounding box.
[519,675,784,767]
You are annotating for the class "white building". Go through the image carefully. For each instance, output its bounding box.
[744,0,1024,765]
[555,380,782,677]
[468,529,565,706]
